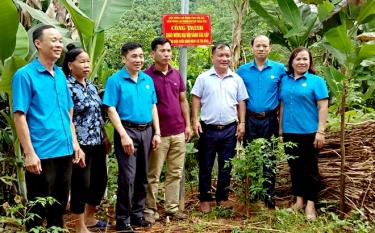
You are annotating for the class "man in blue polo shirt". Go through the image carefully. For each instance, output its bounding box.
[103,42,161,233]
[12,25,84,230]
[237,35,286,208]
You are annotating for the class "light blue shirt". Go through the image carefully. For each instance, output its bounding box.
[103,67,157,124]
[12,59,74,159]
[237,59,286,112]
[191,67,249,125]
[280,72,329,134]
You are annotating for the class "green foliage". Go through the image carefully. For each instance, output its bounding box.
[60,0,133,80]
[104,24,157,71]
[1,196,67,233]
[230,137,294,203]
[0,0,18,64]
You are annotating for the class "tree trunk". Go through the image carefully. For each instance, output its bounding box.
[231,0,248,71]
[339,80,347,216]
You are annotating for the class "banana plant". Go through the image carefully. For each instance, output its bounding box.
[0,0,30,200]
[59,0,133,80]
[322,0,375,215]
[248,0,343,49]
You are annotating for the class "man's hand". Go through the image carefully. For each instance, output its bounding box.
[184,126,192,142]
[193,121,203,138]
[25,152,42,175]
[152,134,161,151]
[314,132,325,149]
[121,133,134,155]
[236,123,245,142]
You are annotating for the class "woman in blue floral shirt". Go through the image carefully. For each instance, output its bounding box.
[63,44,111,232]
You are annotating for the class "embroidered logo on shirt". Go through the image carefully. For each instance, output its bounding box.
[302,83,307,87]
[146,84,150,89]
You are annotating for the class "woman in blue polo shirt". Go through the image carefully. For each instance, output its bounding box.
[63,44,111,232]
[279,47,329,220]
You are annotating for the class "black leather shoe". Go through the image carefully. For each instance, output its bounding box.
[264,199,276,209]
[116,223,135,233]
[131,217,152,228]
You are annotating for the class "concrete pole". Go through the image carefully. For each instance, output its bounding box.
[178,0,189,211]
[179,0,189,84]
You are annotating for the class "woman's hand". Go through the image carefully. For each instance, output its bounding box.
[314,132,325,149]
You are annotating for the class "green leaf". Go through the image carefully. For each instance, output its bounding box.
[91,31,105,67]
[363,82,375,101]
[357,0,375,24]
[324,25,353,55]
[276,0,303,28]
[0,0,19,63]
[13,24,29,59]
[269,32,291,50]
[322,43,347,65]
[356,44,375,65]
[322,66,344,98]
[249,0,281,31]
[299,13,318,46]
[317,0,334,21]
[15,1,69,36]
[0,56,28,95]
[284,25,308,38]
[79,0,133,32]
[59,0,94,37]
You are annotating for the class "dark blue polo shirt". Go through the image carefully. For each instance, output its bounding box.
[280,72,329,134]
[12,59,74,159]
[237,59,286,112]
[103,67,157,124]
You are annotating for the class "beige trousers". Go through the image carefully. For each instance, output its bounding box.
[145,133,185,214]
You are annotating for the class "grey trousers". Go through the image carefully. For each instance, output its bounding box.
[114,125,152,225]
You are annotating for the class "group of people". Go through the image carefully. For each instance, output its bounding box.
[12,24,328,233]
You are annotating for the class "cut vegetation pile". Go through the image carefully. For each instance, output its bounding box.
[276,120,375,218]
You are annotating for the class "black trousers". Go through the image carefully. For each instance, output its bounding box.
[26,155,72,230]
[70,144,108,214]
[198,122,237,202]
[283,133,320,202]
[244,113,278,204]
[114,125,152,225]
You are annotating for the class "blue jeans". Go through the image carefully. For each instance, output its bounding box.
[198,122,237,202]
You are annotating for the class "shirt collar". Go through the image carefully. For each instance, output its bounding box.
[149,64,173,75]
[33,58,59,73]
[121,67,146,81]
[67,75,91,86]
[288,71,309,80]
[208,67,234,78]
[249,59,272,69]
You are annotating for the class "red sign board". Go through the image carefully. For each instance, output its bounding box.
[162,14,212,46]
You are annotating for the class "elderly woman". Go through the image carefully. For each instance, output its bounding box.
[63,44,111,232]
[279,47,329,220]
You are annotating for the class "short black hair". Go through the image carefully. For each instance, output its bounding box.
[33,25,55,43]
[62,43,85,76]
[251,35,272,46]
[121,42,142,56]
[151,37,171,51]
[211,42,230,55]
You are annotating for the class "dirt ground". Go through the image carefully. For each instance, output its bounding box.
[64,189,292,233]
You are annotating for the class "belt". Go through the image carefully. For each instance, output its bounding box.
[247,109,277,119]
[201,121,236,130]
[122,121,152,130]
